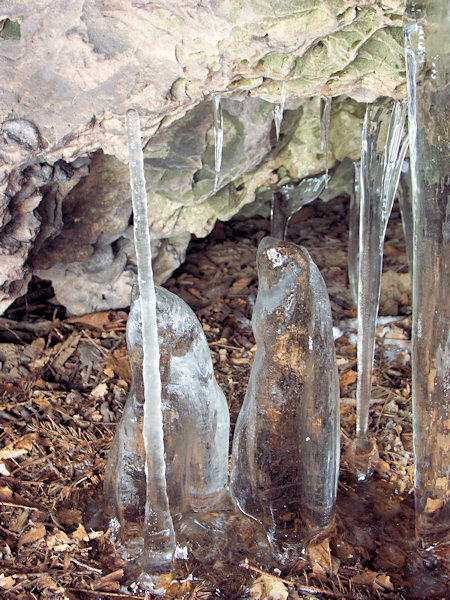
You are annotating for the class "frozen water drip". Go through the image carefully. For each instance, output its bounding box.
[230,237,340,560]
[346,101,408,481]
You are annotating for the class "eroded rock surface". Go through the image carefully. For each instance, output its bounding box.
[0,0,406,313]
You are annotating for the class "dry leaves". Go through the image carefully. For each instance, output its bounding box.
[250,576,289,600]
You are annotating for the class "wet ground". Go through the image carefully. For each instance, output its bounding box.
[0,197,448,598]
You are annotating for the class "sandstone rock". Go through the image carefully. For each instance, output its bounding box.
[0,0,406,313]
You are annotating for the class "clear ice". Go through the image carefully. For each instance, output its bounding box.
[397,160,414,277]
[273,81,287,141]
[213,95,223,192]
[321,97,332,186]
[405,0,449,557]
[348,161,361,305]
[121,108,175,572]
[347,101,408,480]
[104,285,230,563]
[230,237,340,557]
[270,173,329,240]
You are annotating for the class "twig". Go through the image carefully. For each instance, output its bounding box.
[0,500,38,511]
[67,589,146,599]
[70,557,103,574]
[239,560,358,599]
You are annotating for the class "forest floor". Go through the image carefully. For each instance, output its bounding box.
[0,197,448,599]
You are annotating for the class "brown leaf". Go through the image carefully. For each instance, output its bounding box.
[229,277,253,296]
[374,573,394,592]
[0,574,15,590]
[339,369,357,392]
[18,524,46,546]
[0,432,36,460]
[308,537,339,577]
[90,383,108,401]
[385,244,404,257]
[105,347,131,380]
[351,569,377,587]
[65,311,124,330]
[57,508,82,526]
[250,576,288,600]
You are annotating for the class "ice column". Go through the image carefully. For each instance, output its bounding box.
[321,97,332,186]
[231,237,340,558]
[405,0,449,556]
[213,95,223,192]
[347,102,408,480]
[270,174,328,240]
[125,109,175,572]
[273,81,287,141]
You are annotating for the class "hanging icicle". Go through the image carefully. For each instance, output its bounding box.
[273,80,287,142]
[124,108,176,575]
[321,97,332,187]
[213,95,223,193]
[346,100,408,481]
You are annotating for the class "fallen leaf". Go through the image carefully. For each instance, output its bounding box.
[385,244,404,257]
[90,383,108,401]
[72,523,89,541]
[0,574,15,589]
[18,524,46,546]
[229,277,253,296]
[308,537,339,577]
[46,530,72,552]
[0,461,10,475]
[425,496,444,513]
[374,573,394,592]
[57,508,82,526]
[0,433,36,460]
[250,576,288,600]
[375,458,391,474]
[339,369,357,392]
[65,311,121,330]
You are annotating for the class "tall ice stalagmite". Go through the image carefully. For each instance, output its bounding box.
[230,237,340,558]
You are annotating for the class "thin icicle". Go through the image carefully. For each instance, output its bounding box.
[321,97,332,187]
[213,95,223,193]
[348,161,361,304]
[346,100,408,481]
[125,109,175,573]
[273,81,287,141]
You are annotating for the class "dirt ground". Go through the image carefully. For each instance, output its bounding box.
[0,197,448,599]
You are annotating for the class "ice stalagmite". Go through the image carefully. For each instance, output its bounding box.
[270,174,328,240]
[273,81,287,142]
[405,0,449,557]
[104,112,230,578]
[213,95,223,192]
[104,286,230,559]
[346,102,408,480]
[321,97,332,186]
[230,237,340,558]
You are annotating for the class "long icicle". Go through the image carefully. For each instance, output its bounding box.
[405,0,449,556]
[321,97,332,187]
[347,101,408,481]
[125,109,175,575]
[213,95,223,193]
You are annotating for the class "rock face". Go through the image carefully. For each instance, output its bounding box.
[0,1,406,314]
